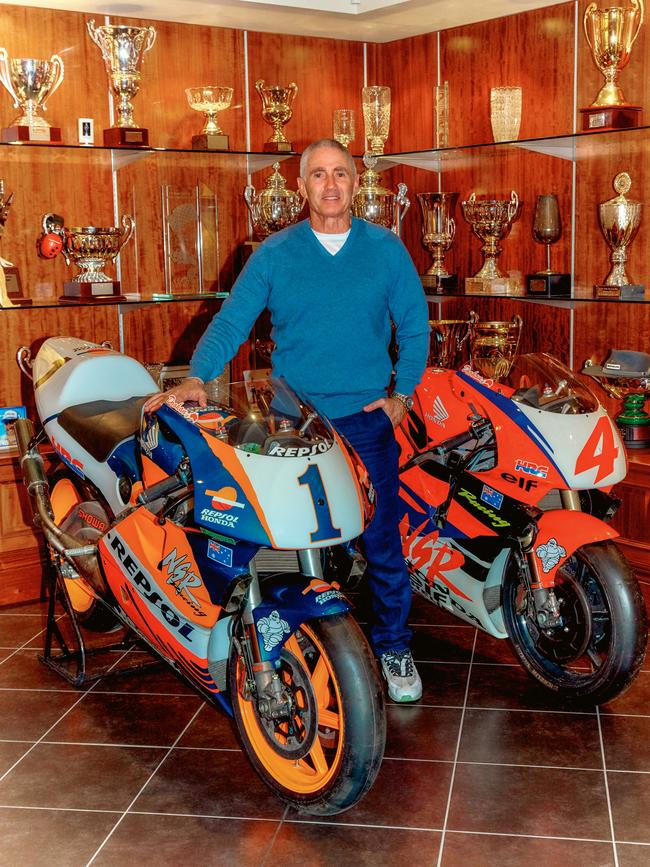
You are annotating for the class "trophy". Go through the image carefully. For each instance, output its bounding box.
[362,85,391,155]
[429,313,477,370]
[581,0,644,130]
[244,163,304,240]
[490,87,522,142]
[470,314,523,381]
[594,172,644,299]
[186,86,233,151]
[351,154,409,236]
[583,350,650,448]
[462,191,522,294]
[0,48,64,143]
[434,82,449,148]
[255,80,297,153]
[38,212,134,301]
[87,19,156,147]
[526,194,571,297]
[417,192,458,291]
[333,109,355,149]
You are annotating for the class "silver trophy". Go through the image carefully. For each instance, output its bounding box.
[417,192,458,291]
[0,47,64,142]
[351,154,409,236]
[244,163,304,240]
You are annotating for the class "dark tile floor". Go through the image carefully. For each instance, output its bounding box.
[1,580,650,867]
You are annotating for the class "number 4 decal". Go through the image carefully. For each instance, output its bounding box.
[574,416,619,484]
[298,464,342,543]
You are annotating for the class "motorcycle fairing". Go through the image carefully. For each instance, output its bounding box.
[532,509,619,587]
[251,573,351,664]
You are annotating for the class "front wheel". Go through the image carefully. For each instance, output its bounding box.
[503,541,647,705]
[229,614,386,815]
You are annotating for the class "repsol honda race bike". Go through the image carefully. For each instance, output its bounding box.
[394,352,647,704]
[15,336,385,815]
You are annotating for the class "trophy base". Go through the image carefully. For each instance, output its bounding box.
[2,266,32,305]
[62,280,126,302]
[2,125,62,144]
[594,283,646,301]
[103,127,150,148]
[192,133,229,151]
[421,273,458,293]
[465,276,523,296]
[580,105,641,131]
[617,421,650,449]
[526,272,571,297]
[263,141,293,153]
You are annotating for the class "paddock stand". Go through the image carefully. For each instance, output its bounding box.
[40,563,160,688]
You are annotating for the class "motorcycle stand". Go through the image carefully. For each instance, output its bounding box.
[40,567,161,688]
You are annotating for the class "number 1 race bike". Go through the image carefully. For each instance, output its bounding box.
[14,336,385,815]
[395,352,647,704]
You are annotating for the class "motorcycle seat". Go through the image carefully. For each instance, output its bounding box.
[57,396,150,463]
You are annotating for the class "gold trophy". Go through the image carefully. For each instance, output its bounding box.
[594,172,644,299]
[429,313,477,370]
[244,163,304,240]
[0,180,29,307]
[417,192,458,292]
[581,0,644,130]
[38,212,134,301]
[470,314,523,381]
[255,80,297,153]
[0,48,64,143]
[351,154,409,236]
[87,19,156,147]
[462,191,522,295]
[526,194,571,297]
[186,86,233,151]
[362,85,391,155]
[583,350,650,448]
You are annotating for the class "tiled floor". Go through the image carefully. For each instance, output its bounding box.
[1,581,650,867]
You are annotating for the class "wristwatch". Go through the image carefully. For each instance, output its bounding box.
[392,392,414,411]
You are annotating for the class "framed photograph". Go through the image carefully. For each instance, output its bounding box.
[77,117,94,146]
[0,406,26,449]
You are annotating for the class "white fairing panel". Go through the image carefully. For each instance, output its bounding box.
[516,404,627,488]
[232,445,364,548]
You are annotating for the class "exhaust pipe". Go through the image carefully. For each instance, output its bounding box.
[14,418,106,595]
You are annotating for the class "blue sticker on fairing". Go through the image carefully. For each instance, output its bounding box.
[480,484,504,509]
[207,539,233,568]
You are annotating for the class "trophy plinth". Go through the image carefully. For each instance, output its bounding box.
[192,132,229,151]
[594,282,645,300]
[421,274,458,293]
[263,140,293,153]
[61,279,125,302]
[583,350,650,449]
[580,105,642,131]
[103,126,149,147]
[1,125,61,144]
[526,273,571,297]
[465,276,523,296]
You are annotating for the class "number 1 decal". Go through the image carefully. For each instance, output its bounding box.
[298,464,342,543]
[574,416,619,484]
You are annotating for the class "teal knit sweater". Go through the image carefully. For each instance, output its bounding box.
[189,216,429,419]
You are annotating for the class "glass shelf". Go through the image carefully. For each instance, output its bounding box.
[1,292,228,311]
[424,291,650,306]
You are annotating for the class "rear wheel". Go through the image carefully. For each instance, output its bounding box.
[229,613,385,815]
[504,541,647,704]
[49,469,118,633]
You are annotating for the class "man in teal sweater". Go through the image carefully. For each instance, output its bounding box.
[146,139,429,702]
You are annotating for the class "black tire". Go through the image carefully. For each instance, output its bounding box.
[229,613,386,815]
[49,468,119,633]
[503,541,647,704]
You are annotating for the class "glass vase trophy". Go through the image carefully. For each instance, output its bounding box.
[581,0,644,130]
[0,48,64,143]
[489,86,522,142]
[417,192,458,291]
[594,172,644,299]
[583,350,650,448]
[87,19,156,147]
[333,109,355,148]
[362,85,390,154]
[526,194,571,297]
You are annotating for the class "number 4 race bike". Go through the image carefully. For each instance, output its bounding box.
[14,336,386,815]
[394,352,647,704]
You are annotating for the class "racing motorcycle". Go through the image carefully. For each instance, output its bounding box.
[394,352,647,704]
[14,336,385,815]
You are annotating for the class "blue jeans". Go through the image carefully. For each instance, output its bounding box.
[331,408,412,655]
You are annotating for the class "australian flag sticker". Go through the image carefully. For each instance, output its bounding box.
[480,484,504,510]
[207,539,233,568]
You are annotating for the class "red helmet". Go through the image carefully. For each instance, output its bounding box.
[38,233,63,259]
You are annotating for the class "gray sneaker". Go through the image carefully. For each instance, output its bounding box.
[380,649,423,703]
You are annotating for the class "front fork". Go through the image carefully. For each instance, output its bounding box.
[238,550,324,717]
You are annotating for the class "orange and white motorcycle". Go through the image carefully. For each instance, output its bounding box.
[15,336,385,815]
[395,352,647,704]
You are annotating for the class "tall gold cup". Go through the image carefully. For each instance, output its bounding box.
[256,80,297,153]
[470,314,523,382]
